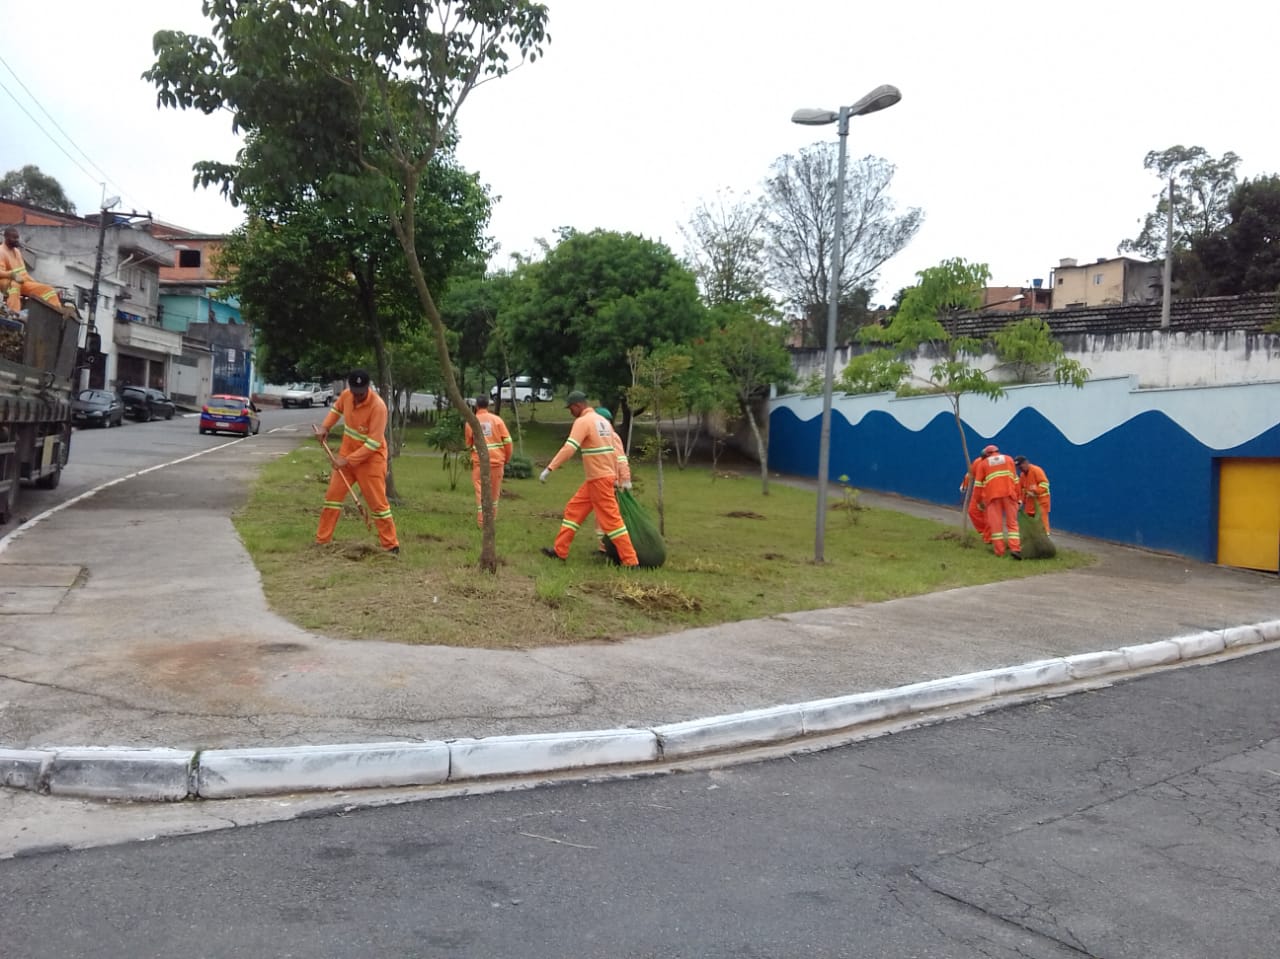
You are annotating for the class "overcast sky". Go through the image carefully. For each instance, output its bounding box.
[4,0,1273,306]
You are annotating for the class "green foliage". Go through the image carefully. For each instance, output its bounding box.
[991,316,1087,386]
[424,410,468,490]
[1120,145,1241,259]
[837,348,910,394]
[834,474,864,525]
[0,164,75,214]
[1180,174,1280,296]
[504,453,533,479]
[503,229,710,416]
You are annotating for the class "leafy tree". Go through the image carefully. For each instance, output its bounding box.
[992,316,1080,384]
[627,346,692,535]
[680,189,767,306]
[708,303,794,495]
[761,145,921,346]
[147,0,548,573]
[0,165,76,213]
[1120,145,1241,259]
[858,258,1088,529]
[503,229,709,438]
[1181,174,1280,296]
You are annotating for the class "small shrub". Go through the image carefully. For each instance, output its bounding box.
[505,454,534,479]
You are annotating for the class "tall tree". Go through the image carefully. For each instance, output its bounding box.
[708,303,794,495]
[1181,174,1280,296]
[0,165,76,214]
[146,0,549,573]
[761,145,921,346]
[502,229,709,438]
[680,189,767,306]
[1119,145,1241,259]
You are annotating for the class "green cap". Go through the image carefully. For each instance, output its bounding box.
[565,390,588,407]
[594,407,612,421]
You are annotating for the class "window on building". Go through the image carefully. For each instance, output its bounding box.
[1093,273,1104,285]
[178,249,202,268]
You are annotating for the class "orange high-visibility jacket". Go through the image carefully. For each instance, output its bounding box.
[975,451,1018,502]
[611,432,631,485]
[547,408,619,480]
[0,243,31,287]
[1020,462,1050,506]
[321,388,389,468]
[466,409,512,467]
[959,456,984,493]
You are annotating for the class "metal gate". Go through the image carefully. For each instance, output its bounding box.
[1217,458,1280,572]
[212,345,250,397]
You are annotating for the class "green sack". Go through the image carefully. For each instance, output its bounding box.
[603,489,666,568]
[1018,509,1056,559]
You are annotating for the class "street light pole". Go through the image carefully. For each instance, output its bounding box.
[792,84,901,563]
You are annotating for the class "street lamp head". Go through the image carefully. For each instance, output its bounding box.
[848,84,902,117]
[791,108,838,126]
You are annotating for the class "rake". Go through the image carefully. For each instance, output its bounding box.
[313,425,372,529]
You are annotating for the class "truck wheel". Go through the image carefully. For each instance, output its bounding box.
[0,448,20,523]
[304,398,312,408]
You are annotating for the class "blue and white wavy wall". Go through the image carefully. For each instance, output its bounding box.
[768,375,1280,562]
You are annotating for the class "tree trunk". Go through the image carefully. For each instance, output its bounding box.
[744,403,769,495]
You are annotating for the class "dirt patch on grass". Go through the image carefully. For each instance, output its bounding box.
[726,510,766,519]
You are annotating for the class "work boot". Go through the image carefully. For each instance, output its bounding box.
[385,546,400,556]
[1010,551,1022,561]
[540,547,563,561]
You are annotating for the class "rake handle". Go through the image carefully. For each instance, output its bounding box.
[314,426,372,528]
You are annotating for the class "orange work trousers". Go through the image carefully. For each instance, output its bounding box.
[967,493,991,543]
[472,462,505,528]
[316,459,399,551]
[985,495,1021,556]
[5,279,61,313]
[554,475,638,566]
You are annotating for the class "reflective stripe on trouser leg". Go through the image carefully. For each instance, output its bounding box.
[353,461,398,550]
[590,476,637,566]
[989,496,1020,555]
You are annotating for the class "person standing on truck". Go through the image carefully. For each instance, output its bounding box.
[1,228,75,317]
[465,395,512,528]
[314,369,400,554]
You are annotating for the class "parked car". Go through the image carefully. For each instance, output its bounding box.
[71,389,124,428]
[490,376,553,403]
[121,386,177,422]
[199,394,261,436]
[281,382,334,408]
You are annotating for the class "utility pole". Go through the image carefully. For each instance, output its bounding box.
[1160,175,1173,330]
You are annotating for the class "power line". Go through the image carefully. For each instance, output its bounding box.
[0,55,140,211]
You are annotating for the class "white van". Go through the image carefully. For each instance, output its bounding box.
[490,376,552,403]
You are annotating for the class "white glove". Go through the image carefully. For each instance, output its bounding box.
[621,481,632,490]
[539,468,551,483]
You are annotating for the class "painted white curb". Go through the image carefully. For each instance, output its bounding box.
[3,620,1278,802]
[45,747,195,801]
[197,742,451,799]
[0,748,52,791]
[447,729,658,780]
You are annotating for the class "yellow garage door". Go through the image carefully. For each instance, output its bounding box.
[1218,459,1280,572]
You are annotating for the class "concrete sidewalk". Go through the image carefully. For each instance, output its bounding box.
[1,478,1277,801]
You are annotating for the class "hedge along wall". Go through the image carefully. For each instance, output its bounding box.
[767,375,1280,562]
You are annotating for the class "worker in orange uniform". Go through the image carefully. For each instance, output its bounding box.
[958,452,990,544]
[592,407,631,554]
[1,228,75,317]
[538,391,639,567]
[465,395,512,528]
[1014,455,1051,534]
[974,443,1021,559]
[314,369,400,554]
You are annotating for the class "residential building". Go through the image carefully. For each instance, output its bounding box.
[1050,255,1161,308]
[148,221,252,405]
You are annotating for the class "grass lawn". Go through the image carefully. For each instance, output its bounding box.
[233,411,1093,648]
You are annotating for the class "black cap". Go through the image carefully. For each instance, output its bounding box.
[475,395,489,408]
[1014,455,1027,465]
[348,369,371,388]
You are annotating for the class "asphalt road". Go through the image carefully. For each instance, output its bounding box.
[2,647,1276,959]
[0,405,325,539]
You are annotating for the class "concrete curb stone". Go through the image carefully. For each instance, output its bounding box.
[5,622,1279,802]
